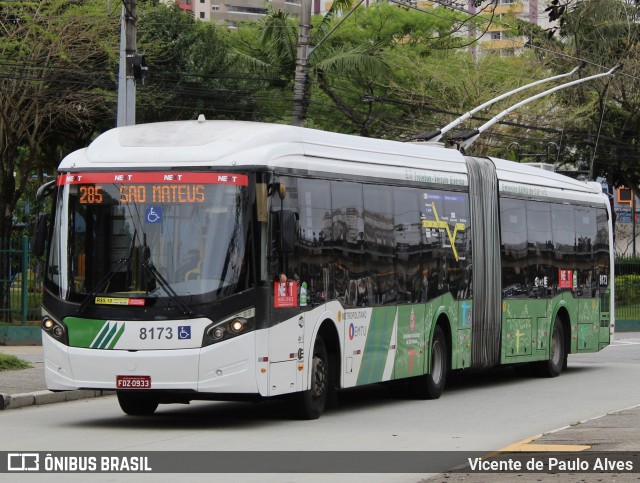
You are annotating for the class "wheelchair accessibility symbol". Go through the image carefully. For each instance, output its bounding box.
[145,206,162,224]
[178,326,191,340]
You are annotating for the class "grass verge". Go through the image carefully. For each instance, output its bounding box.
[0,353,31,371]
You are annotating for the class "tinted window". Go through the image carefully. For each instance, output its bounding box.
[331,182,366,307]
[421,190,471,300]
[575,207,596,297]
[364,184,394,306]
[500,198,527,297]
[296,178,333,305]
[394,188,422,303]
[595,208,610,296]
[552,204,575,263]
[526,201,555,297]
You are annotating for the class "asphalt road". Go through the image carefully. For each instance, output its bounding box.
[0,333,639,482]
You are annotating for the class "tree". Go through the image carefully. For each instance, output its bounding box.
[541,0,640,189]
[0,0,119,320]
[328,5,561,145]
[230,2,393,135]
[136,4,263,123]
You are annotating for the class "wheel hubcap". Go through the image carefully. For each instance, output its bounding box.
[311,356,326,399]
[432,340,443,385]
[551,327,561,366]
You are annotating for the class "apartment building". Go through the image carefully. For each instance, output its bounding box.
[472,0,555,55]
[174,0,301,26]
[172,0,555,45]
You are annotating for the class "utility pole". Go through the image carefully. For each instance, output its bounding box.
[292,0,311,127]
[291,0,365,127]
[117,0,137,127]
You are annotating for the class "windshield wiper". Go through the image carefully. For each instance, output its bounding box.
[142,259,194,317]
[78,229,137,312]
[78,257,129,312]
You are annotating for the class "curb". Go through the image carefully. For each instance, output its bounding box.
[0,390,115,410]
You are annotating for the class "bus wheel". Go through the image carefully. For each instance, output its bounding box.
[117,392,159,416]
[412,325,447,399]
[289,336,328,420]
[535,316,566,378]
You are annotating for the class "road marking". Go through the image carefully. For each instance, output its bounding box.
[499,435,591,452]
[499,403,640,454]
[611,339,640,346]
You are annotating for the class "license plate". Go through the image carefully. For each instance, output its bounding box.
[116,375,151,389]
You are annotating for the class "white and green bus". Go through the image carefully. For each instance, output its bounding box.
[36,120,613,419]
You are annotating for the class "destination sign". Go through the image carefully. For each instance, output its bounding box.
[57,172,248,205]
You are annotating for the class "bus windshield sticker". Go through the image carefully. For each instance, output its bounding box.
[95,297,146,306]
[274,281,298,308]
[558,269,574,289]
[145,206,162,224]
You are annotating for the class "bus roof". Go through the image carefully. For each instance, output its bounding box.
[60,120,604,202]
[62,119,465,171]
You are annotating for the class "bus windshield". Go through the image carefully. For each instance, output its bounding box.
[46,171,251,302]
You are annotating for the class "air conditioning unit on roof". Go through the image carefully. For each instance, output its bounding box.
[523,162,555,172]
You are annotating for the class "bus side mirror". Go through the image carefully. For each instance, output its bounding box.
[32,213,49,257]
[279,210,296,254]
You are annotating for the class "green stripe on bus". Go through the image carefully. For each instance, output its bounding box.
[98,323,119,349]
[64,317,109,348]
[357,306,396,386]
[108,323,126,349]
[91,322,112,349]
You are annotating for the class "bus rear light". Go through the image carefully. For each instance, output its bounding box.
[258,357,268,362]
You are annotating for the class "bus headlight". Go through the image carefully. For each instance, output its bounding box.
[41,316,68,345]
[230,318,245,333]
[203,316,255,347]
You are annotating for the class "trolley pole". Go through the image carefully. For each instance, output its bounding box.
[117,0,137,127]
[450,64,622,152]
[415,64,585,142]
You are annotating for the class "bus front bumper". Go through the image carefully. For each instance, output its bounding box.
[42,332,260,395]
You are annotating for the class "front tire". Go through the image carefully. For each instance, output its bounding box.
[290,336,329,420]
[411,325,448,399]
[117,392,159,416]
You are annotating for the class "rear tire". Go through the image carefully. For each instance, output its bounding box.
[534,316,566,377]
[117,392,159,416]
[411,325,447,399]
[289,336,329,420]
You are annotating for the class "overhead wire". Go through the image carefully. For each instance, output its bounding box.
[3,0,638,154]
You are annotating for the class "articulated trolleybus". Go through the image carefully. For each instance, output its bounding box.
[37,119,613,418]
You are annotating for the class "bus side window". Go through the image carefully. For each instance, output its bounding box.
[500,198,527,298]
[331,181,365,308]
[394,187,421,304]
[364,184,394,306]
[296,178,333,306]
